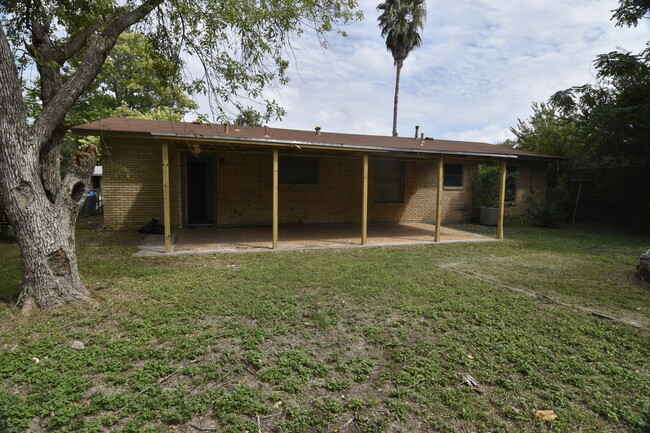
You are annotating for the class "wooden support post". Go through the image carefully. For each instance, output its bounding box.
[497,160,507,239]
[162,143,171,253]
[435,158,443,241]
[361,154,368,245]
[272,149,279,249]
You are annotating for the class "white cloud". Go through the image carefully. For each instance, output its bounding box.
[442,125,513,144]
[188,0,649,143]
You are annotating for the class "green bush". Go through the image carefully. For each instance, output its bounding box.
[523,183,570,228]
[474,164,501,208]
[470,163,518,222]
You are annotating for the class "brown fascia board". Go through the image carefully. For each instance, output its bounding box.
[71,117,560,161]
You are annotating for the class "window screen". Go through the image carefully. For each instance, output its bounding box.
[443,163,463,187]
[374,160,404,203]
[279,156,319,184]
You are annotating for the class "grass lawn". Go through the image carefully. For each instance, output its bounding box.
[0,217,648,432]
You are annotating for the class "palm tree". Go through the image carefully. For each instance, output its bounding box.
[377,0,426,137]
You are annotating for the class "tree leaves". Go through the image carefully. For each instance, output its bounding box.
[611,0,650,27]
[377,0,426,67]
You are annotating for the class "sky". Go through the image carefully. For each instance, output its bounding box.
[194,0,649,144]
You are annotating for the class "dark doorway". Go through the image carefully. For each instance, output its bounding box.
[186,156,214,225]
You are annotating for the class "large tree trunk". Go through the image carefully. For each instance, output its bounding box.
[392,61,402,137]
[0,23,98,311]
[0,3,162,311]
[0,124,96,311]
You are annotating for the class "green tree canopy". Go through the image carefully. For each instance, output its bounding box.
[549,48,650,168]
[612,0,650,27]
[235,107,264,127]
[509,0,650,232]
[510,102,583,159]
[68,31,198,124]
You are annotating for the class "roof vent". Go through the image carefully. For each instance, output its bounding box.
[234,124,241,132]
[192,120,201,124]
[264,126,270,138]
[315,126,321,136]
[414,125,420,139]
[223,124,229,134]
[419,132,425,146]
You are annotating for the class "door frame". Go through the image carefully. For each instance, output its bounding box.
[182,153,216,226]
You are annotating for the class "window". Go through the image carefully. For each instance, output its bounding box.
[443,163,463,187]
[505,166,518,202]
[374,160,404,203]
[279,156,319,184]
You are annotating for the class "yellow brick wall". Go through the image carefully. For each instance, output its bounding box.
[215,152,364,225]
[439,160,476,222]
[102,140,180,230]
[368,159,437,223]
[213,153,478,225]
[101,141,549,230]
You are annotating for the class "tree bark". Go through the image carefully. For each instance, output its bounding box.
[0,106,97,309]
[0,25,94,310]
[392,61,402,137]
[0,143,97,311]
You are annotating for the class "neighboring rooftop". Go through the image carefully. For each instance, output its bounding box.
[72,117,558,160]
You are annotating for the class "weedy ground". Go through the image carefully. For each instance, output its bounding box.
[0,217,648,433]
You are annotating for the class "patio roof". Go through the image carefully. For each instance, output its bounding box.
[72,117,558,161]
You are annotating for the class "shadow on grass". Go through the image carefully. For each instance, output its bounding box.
[0,231,20,303]
[635,410,650,433]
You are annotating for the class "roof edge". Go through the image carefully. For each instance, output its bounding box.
[151,132,521,159]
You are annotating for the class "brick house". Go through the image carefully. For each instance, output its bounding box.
[72,118,556,252]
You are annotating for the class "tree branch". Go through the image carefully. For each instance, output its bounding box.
[0,27,27,137]
[54,8,126,64]
[27,11,65,105]
[30,0,164,150]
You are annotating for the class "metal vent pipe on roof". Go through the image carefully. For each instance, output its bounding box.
[415,125,419,139]
[224,124,229,134]
[315,126,321,136]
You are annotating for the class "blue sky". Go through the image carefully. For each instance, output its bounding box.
[196,0,649,143]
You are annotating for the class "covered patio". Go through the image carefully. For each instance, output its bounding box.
[134,222,496,256]
[157,148,510,255]
[71,119,558,251]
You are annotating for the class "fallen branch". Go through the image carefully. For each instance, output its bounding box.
[340,417,355,431]
[401,378,423,389]
[189,424,218,432]
[461,374,479,387]
[215,333,235,338]
[121,370,181,412]
[261,410,283,419]
[158,371,179,384]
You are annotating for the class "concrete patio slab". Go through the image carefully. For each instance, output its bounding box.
[134,223,497,256]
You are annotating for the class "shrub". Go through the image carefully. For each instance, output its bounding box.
[523,183,570,228]
[474,164,501,208]
[470,163,518,222]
